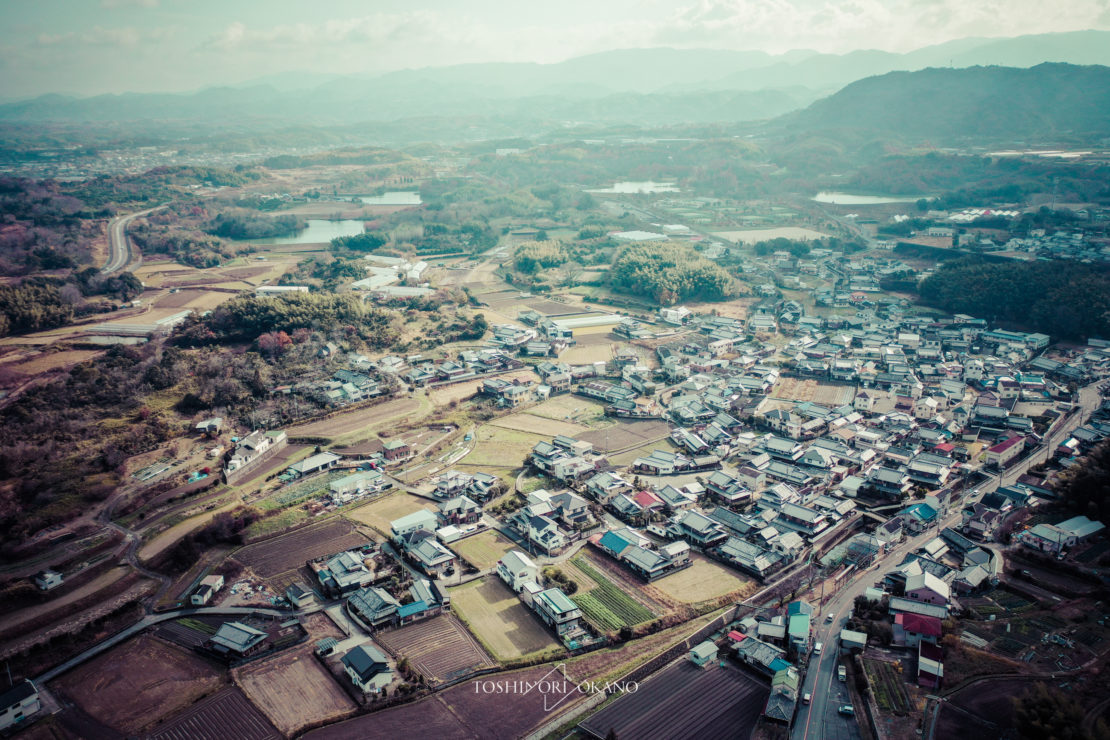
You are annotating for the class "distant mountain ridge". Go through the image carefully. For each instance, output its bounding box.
[3,30,1110,128]
[782,63,1110,140]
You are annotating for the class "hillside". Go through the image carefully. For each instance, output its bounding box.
[783,63,1110,141]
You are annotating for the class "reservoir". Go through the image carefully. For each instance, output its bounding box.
[251,219,366,245]
[586,181,680,194]
[359,191,423,205]
[812,192,925,205]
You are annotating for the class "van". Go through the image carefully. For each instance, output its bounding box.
[814,642,823,654]
[838,665,847,682]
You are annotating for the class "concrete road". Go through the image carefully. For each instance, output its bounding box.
[103,206,161,273]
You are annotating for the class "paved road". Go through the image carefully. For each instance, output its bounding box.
[794,381,1103,740]
[103,206,160,273]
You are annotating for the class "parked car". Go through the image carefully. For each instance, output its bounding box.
[803,693,811,705]
[838,705,855,716]
[826,613,835,623]
[814,642,823,654]
[838,665,847,682]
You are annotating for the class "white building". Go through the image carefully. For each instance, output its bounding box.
[497,550,538,592]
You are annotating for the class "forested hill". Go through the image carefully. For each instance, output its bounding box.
[781,63,1110,141]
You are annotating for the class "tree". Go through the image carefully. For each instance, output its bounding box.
[1012,683,1094,740]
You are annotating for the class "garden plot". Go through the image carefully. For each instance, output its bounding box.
[235,645,357,736]
[570,557,655,632]
[346,491,437,536]
[449,576,559,661]
[375,614,496,682]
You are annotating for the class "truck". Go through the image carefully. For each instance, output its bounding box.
[838,665,847,682]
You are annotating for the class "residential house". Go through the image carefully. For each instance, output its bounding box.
[208,621,268,658]
[905,572,950,607]
[342,644,393,694]
[347,587,401,628]
[918,642,944,689]
[893,613,942,648]
[497,550,539,592]
[532,588,584,638]
[0,680,40,732]
[32,570,63,591]
[397,529,457,577]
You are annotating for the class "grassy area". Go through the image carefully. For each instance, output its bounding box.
[243,508,311,539]
[177,617,217,635]
[451,530,516,569]
[571,557,654,631]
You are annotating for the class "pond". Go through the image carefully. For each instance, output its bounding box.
[359,191,423,205]
[585,181,680,194]
[812,191,926,205]
[250,219,366,245]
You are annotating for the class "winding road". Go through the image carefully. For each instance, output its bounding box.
[103,206,161,273]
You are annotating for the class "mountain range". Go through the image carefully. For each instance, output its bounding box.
[3,30,1110,131]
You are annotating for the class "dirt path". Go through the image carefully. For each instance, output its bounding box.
[0,566,131,634]
[137,499,241,562]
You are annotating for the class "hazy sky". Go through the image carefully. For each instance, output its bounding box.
[2,0,1109,98]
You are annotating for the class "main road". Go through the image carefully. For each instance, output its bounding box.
[793,380,1103,740]
[103,206,161,273]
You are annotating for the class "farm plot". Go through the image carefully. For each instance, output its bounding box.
[652,555,756,604]
[578,419,672,453]
[7,349,103,374]
[346,491,437,536]
[768,377,855,407]
[285,396,425,442]
[449,576,559,661]
[450,530,516,569]
[462,425,548,468]
[529,395,608,427]
[149,687,280,740]
[304,663,586,740]
[571,557,655,631]
[235,645,357,736]
[53,635,223,736]
[235,519,369,578]
[864,658,912,715]
[559,343,615,365]
[376,614,496,682]
[579,660,769,740]
[576,550,670,614]
[488,411,588,438]
[156,616,223,649]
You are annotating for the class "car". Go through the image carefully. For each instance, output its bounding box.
[838,705,855,716]
[838,665,847,682]
[814,642,823,654]
[803,693,811,705]
[826,613,834,623]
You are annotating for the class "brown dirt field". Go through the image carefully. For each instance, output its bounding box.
[285,397,422,440]
[578,420,672,453]
[149,686,281,740]
[449,576,559,661]
[651,555,756,604]
[530,395,608,424]
[376,614,496,682]
[488,412,588,438]
[7,350,103,374]
[768,377,856,407]
[304,663,587,740]
[154,289,237,311]
[462,425,548,468]
[235,645,357,736]
[346,491,437,536]
[235,519,368,578]
[559,343,615,365]
[54,635,224,735]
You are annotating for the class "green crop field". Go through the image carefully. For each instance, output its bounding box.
[571,557,654,631]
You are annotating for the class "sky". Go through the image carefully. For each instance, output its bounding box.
[1,0,1109,98]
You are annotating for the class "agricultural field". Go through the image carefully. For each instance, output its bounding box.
[768,377,856,407]
[3,349,103,375]
[234,519,369,578]
[235,645,358,736]
[449,576,560,661]
[579,660,769,740]
[576,550,670,614]
[462,425,548,468]
[652,556,756,605]
[578,419,672,453]
[375,614,496,682]
[529,395,608,427]
[571,557,655,631]
[285,396,425,443]
[488,411,589,438]
[53,635,224,736]
[712,226,829,243]
[304,663,587,740]
[450,530,516,569]
[863,658,912,715]
[346,491,437,536]
[559,343,615,365]
[149,687,281,740]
